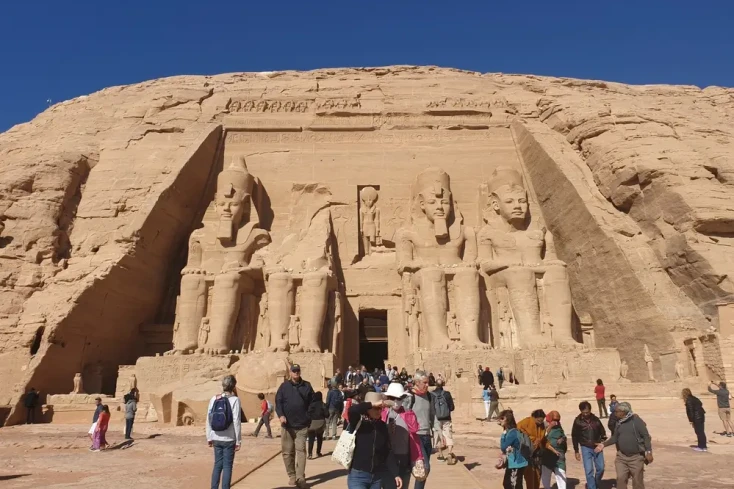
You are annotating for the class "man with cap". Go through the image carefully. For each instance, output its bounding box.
[275,364,314,489]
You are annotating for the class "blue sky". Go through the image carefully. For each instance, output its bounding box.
[1,0,732,132]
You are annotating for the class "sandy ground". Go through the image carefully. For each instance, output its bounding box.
[0,421,281,488]
[456,402,734,489]
[1,400,732,488]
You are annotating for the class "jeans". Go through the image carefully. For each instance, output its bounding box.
[580,446,604,489]
[597,399,608,418]
[381,465,411,489]
[326,408,340,438]
[211,440,236,489]
[253,416,272,437]
[347,469,385,489]
[414,434,433,489]
[281,426,308,483]
[693,418,707,448]
[124,418,134,439]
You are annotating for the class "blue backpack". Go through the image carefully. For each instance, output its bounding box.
[210,395,233,431]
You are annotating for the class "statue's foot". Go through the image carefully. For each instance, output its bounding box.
[300,343,322,353]
[555,337,581,348]
[522,336,550,349]
[291,345,304,353]
[204,346,229,356]
[164,348,189,356]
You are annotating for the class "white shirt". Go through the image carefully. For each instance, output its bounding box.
[205,392,242,445]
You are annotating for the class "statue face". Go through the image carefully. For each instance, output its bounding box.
[418,190,451,223]
[492,186,527,224]
[216,190,250,227]
[362,195,375,207]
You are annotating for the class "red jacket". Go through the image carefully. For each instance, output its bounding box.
[594,385,605,400]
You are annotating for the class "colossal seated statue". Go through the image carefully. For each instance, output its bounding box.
[396,167,486,350]
[169,156,271,355]
[477,167,576,348]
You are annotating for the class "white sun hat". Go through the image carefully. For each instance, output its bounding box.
[385,382,407,399]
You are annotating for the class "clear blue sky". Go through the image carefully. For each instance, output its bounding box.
[1,0,732,132]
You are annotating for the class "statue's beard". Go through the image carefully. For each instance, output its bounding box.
[433,216,448,239]
[217,216,234,243]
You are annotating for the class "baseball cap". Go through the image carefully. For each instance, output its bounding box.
[290,364,301,372]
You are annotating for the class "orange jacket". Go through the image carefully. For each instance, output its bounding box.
[518,416,549,450]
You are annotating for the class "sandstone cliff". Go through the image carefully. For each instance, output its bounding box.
[1,66,732,423]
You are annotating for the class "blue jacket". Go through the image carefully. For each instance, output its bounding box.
[326,389,343,411]
[501,428,529,469]
[482,389,491,402]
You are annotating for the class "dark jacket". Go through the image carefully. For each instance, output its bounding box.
[603,414,652,456]
[357,382,374,399]
[347,402,399,477]
[92,404,104,423]
[24,391,39,408]
[432,387,455,421]
[307,400,328,421]
[685,395,706,422]
[481,370,495,388]
[571,413,607,452]
[326,389,344,412]
[275,379,314,430]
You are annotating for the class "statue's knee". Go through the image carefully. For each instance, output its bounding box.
[419,268,445,283]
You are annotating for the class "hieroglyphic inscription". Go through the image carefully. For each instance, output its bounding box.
[426,98,493,111]
[226,130,496,145]
[229,99,311,113]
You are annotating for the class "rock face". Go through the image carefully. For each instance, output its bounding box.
[1,66,732,424]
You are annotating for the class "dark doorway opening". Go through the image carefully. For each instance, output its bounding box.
[30,327,45,356]
[359,310,388,371]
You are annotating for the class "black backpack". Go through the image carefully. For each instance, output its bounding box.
[434,391,450,420]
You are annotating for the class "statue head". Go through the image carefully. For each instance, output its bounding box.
[216,156,254,243]
[360,186,378,208]
[487,167,528,228]
[412,168,453,238]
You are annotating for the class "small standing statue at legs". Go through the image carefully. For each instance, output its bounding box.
[359,186,381,256]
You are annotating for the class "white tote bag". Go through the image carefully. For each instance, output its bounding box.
[331,418,363,469]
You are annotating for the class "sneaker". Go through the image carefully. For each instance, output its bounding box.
[728,433,734,437]
[692,447,707,452]
[289,477,296,486]
[296,479,310,489]
[437,455,446,461]
[265,435,273,439]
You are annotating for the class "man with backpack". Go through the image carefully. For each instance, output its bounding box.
[275,364,314,489]
[206,375,242,489]
[433,379,457,465]
[251,392,273,438]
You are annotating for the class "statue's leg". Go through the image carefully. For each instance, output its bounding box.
[267,272,295,352]
[206,272,241,354]
[170,273,207,353]
[453,268,484,347]
[503,268,547,347]
[299,270,329,352]
[417,267,450,349]
[542,265,577,346]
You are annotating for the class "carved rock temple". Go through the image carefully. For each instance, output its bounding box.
[1,67,733,425]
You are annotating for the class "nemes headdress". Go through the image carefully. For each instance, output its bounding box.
[412,167,451,198]
[486,167,525,195]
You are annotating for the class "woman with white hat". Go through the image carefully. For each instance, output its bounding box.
[382,382,425,489]
[347,391,402,489]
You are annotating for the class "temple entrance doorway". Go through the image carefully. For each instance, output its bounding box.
[359,309,388,371]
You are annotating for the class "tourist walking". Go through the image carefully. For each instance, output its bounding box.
[124,393,137,440]
[488,385,501,420]
[407,370,435,489]
[594,402,652,489]
[517,409,547,489]
[482,386,492,419]
[383,382,424,489]
[595,379,608,418]
[24,387,39,424]
[252,393,273,438]
[608,395,619,434]
[541,411,567,489]
[433,379,457,464]
[91,405,111,451]
[497,367,505,389]
[571,401,606,489]
[206,375,242,489]
[88,397,103,443]
[325,383,343,440]
[275,364,314,489]
[307,392,328,459]
[347,391,402,489]
[682,388,707,451]
[708,381,733,436]
[481,367,495,389]
[497,410,528,489]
